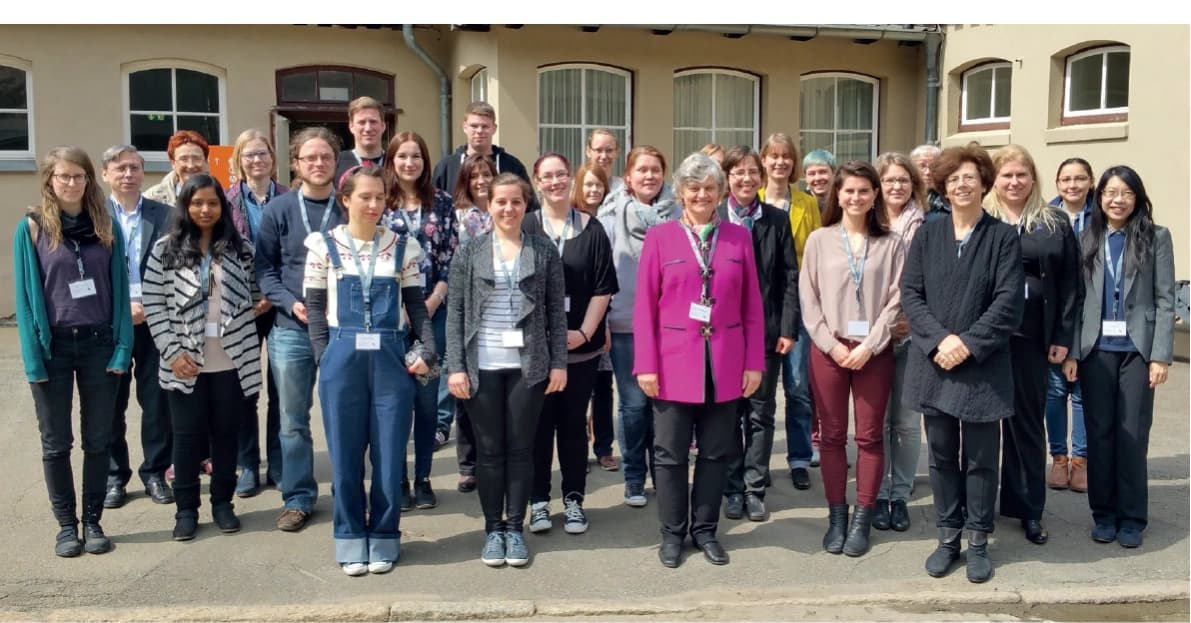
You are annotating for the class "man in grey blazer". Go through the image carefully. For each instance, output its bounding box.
[102,145,175,508]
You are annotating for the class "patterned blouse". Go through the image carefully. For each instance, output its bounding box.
[381,188,459,295]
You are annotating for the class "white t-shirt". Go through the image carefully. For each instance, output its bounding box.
[303,225,423,328]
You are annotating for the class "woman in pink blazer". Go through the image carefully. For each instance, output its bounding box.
[633,152,765,568]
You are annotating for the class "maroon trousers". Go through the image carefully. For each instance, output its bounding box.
[808,344,895,508]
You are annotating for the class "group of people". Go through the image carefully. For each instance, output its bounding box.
[15,95,1175,583]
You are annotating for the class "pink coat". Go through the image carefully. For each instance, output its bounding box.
[633,220,766,404]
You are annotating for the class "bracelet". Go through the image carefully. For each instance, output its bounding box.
[578,328,590,343]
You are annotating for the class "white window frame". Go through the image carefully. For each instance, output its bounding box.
[960,62,1011,127]
[672,68,761,149]
[122,60,227,163]
[798,72,880,162]
[1064,45,1130,119]
[470,68,488,104]
[0,57,34,160]
[536,63,633,162]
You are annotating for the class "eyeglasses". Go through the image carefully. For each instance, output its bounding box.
[1058,175,1090,184]
[729,169,762,179]
[1101,189,1136,201]
[53,173,87,185]
[242,150,272,161]
[945,174,979,187]
[297,154,334,164]
[538,172,570,182]
[881,177,912,187]
[465,123,493,134]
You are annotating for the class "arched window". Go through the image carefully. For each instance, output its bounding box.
[799,72,879,163]
[673,69,760,158]
[961,62,1012,130]
[0,59,32,157]
[471,68,489,104]
[538,64,632,175]
[124,61,226,155]
[1064,45,1130,122]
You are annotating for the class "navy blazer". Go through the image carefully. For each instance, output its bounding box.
[108,195,174,276]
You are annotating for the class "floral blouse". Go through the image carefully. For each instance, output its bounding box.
[381,188,459,295]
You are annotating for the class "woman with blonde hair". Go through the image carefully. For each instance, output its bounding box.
[983,144,1080,546]
[14,146,133,556]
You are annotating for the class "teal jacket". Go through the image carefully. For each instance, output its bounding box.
[13,214,134,382]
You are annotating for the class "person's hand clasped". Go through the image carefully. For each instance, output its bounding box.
[1062,359,1078,383]
[170,353,199,379]
[775,336,794,355]
[637,373,659,398]
[840,344,873,370]
[892,317,911,340]
[1047,344,1069,365]
[742,370,762,397]
[448,372,471,400]
[829,343,851,367]
[407,356,429,376]
[934,334,970,371]
[545,368,568,394]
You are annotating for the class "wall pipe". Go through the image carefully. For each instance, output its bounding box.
[403,24,452,159]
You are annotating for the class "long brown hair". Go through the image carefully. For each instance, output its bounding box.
[383,131,435,211]
[453,153,497,210]
[36,146,114,249]
[571,160,610,215]
[821,161,890,237]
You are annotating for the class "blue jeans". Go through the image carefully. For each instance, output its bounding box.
[610,333,654,487]
[783,324,814,469]
[433,304,457,436]
[1045,363,1086,458]
[406,306,446,482]
[268,325,319,513]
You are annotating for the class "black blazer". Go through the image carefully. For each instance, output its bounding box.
[717,202,800,351]
[108,195,174,275]
[1017,208,1082,349]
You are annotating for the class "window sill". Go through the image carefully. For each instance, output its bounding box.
[143,160,172,174]
[941,128,1012,149]
[0,157,38,172]
[1045,122,1128,145]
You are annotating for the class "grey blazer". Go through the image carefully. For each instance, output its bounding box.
[445,231,568,393]
[1072,225,1176,363]
[107,195,174,275]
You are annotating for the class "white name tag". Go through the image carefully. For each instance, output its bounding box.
[689,302,712,323]
[1102,320,1128,337]
[1024,283,1029,300]
[502,330,525,348]
[356,333,381,350]
[847,320,871,337]
[69,279,97,300]
[129,283,143,299]
[205,322,219,337]
[419,273,427,288]
[564,296,571,313]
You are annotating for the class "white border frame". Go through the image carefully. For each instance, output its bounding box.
[537,63,634,160]
[798,71,880,162]
[1064,45,1130,118]
[672,68,761,149]
[960,62,1012,126]
[0,55,34,160]
[122,59,228,162]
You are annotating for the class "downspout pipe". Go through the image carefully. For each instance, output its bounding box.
[924,29,943,144]
[403,24,452,159]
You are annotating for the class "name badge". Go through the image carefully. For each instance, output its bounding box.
[69,279,97,300]
[1102,320,1127,337]
[129,283,143,299]
[419,273,427,288]
[502,330,525,348]
[689,302,712,323]
[564,296,571,313]
[205,322,219,337]
[1024,283,1030,300]
[847,320,870,337]
[356,333,381,350]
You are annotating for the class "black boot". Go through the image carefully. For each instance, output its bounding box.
[55,524,82,558]
[212,503,241,533]
[871,499,891,530]
[822,504,849,554]
[842,505,874,557]
[925,527,962,578]
[173,510,198,541]
[966,531,993,583]
[81,496,112,554]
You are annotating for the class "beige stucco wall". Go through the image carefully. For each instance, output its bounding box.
[940,24,1190,278]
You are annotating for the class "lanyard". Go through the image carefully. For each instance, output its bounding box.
[840,225,868,308]
[298,193,334,235]
[1105,234,1125,316]
[540,208,577,257]
[956,228,974,258]
[1074,210,1086,233]
[493,235,522,312]
[682,219,719,304]
[199,252,213,315]
[346,230,382,331]
[70,240,87,278]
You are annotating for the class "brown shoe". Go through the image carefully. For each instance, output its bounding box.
[457,473,477,493]
[599,455,620,471]
[276,508,311,532]
[1047,455,1069,490]
[1069,457,1088,493]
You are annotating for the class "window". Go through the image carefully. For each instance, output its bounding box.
[471,68,488,104]
[0,63,32,156]
[1064,46,1130,121]
[673,69,759,158]
[125,63,225,153]
[799,73,879,163]
[961,62,1011,129]
[538,64,631,176]
[277,66,394,106]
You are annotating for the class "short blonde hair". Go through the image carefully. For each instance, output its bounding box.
[230,129,277,182]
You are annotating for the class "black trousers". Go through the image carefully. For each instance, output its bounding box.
[468,370,546,533]
[654,397,740,545]
[590,369,615,458]
[109,321,172,487]
[532,357,600,503]
[238,309,281,481]
[1000,335,1048,520]
[924,411,1000,533]
[456,400,477,476]
[726,352,781,497]
[31,326,120,527]
[1080,349,1153,530]
[168,370,243,512]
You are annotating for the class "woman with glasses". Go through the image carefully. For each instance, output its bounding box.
[145,131,209,208]
[15,146,133,557]
[1045,157,1095,492]
[225,129,287,498]
[901,144,1023,583]
[983,145,1080,547]
[1062,166,1174,549]
[585,129,623,194]
[871,152,926,534]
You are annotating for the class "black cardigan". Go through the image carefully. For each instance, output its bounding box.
[900,212,1024,422]
[717,202,800,351]
[1016,207,1083,349]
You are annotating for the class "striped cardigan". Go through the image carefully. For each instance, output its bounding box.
[142,237,262,396]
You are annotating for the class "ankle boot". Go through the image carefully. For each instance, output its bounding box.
[81,497,112,554]
[842,505,875,557]
[966,531,993,583]
[822,504,849,554]
[925,527,962,577]
[871,499,892,530]
[212,503,241,533]
[173,510,199,541]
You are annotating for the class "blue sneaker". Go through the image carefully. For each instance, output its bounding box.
[481,531,506,567]
[505,530,529,567]
[1091,522,1117,543]
[1118,527,1143,548]
[624,482,647,508]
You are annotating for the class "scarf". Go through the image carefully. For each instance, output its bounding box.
[727,194,760,230]
[621,186,678,259]
[60,208,99,244]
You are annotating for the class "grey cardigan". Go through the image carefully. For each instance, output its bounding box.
[445,231,568,393]
[1071,225,1175,363]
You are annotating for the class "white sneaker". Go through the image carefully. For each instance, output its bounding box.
[367,560,394,574]
[529,501,552,533]
[342,562,368,577]
[624,483,647,508]
[563,495,588,534]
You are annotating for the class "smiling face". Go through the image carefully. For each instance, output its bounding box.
[728,155,762,206]
[488,182,527,236]
[944,161,984,211]
[469,166,495,206]
[627,155,664,204]
[350,108,385,153]
[240,138,273,182]
[581,171,606,211]
[187,186,222,233]
[1100,175,1137,230]
[586,133,617,175]
[102,151,145,197]
[392,140,424,185]
[762,144,795,186]
[1056,162,1093,209]
[51,160,89,207]
[342,174,387,228]
[680,177,722,223]
[534,156,572,206]
[880,164,912,211]
[805,164,833,199]
[171,143,207,185]
[994,158,1034,209]
[837,175,876,220]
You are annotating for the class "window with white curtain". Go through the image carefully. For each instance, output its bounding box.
[673,69,759,159]
[1064,46,1130,120]
[538,64,631,175]
[799,73,878,163]
[961,62,1011,128]
[470,68,488,105]
[0,63,32,156]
